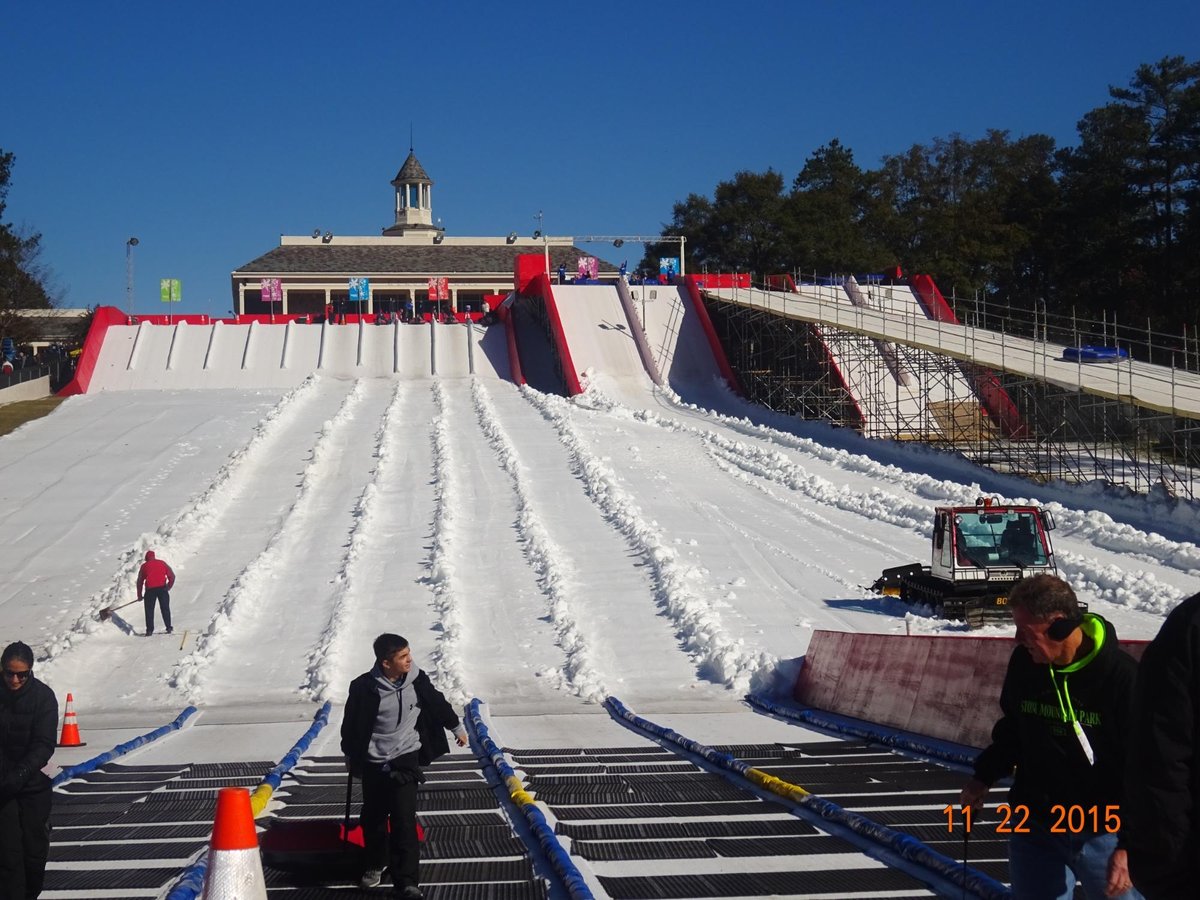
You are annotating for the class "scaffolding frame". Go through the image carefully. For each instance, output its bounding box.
[705,293,1200,501]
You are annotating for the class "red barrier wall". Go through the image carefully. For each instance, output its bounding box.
[496,304,526,387]
[57,306,127,396]
[528,274,582,396]
[795,630,1148,749]
[766,273,798,292]
[909,274,1028,439]
[514,253,547,296]
[682,275,742,396]
[689,273,751,289]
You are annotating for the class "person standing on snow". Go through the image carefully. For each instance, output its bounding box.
[136,550,175,636]
[341,633,467,898]
[0,641,57,900]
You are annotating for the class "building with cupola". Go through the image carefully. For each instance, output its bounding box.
[230,150,613,318]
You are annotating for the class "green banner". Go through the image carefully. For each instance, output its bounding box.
[159,278,182,303]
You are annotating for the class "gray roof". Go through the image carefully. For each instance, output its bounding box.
[233,244,617,277]
[392,152,431,185]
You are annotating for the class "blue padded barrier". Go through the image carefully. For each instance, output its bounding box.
[52,705,198,787]
[164,701,332,900]
[604,695,1009,900]
[466,698,593,900]
[745,693,980,767]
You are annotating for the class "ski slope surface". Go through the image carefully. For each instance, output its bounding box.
[3,368,1197,725]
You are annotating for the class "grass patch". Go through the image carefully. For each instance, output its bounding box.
[0,396,67,438]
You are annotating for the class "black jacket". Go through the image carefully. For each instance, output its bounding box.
[973,613,1138,830]
[0,676,58,798]
[1125,592,1200,899]
[341,668,460,772]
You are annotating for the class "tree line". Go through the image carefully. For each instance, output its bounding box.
[641,56,1200,335]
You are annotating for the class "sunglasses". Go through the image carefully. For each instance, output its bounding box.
[2,669,32,682]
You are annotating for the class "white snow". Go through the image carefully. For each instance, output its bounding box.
[3,316,1199,838]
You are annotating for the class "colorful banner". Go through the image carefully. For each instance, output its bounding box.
[426,277,449,301]
[659,258,679,279]
[159,278,182,303]
[348,277,370,302]
[260,278,283,303]
[577,257,598,279]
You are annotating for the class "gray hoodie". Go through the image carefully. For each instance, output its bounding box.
[366,662,422,763]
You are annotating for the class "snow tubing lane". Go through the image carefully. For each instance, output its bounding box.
[164,701,332,900]
[466,698,593,900]
[52,705,199,786]
[603,695,1009,900]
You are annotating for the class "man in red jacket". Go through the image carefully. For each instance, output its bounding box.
[136,550,175,636]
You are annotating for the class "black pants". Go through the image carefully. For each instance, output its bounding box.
[144,587,171,634]
[360,753,420,889]
[0,787,52,899]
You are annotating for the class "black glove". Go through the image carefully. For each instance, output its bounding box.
[388,766,425,786]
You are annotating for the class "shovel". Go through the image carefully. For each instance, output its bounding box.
[98,597,142,621]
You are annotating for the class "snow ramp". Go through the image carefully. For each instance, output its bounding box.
[79,313,511,391]
[552,284,654,399]
[631,282,729,403]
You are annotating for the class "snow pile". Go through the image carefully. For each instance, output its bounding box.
[472,379,608,702]
[523,386,777,694]
[169,380,366,699]
[424,382,469,708]
[304,382,404,701]
[37,377,321,669]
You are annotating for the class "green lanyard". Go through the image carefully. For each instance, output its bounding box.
[1049,669,1095,765]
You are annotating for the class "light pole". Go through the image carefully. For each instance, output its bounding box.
[125,237,139,320]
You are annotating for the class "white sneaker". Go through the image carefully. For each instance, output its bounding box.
[359,868,384,889]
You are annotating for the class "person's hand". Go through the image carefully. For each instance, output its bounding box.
[1105,848,1133,896]
[455,734,468,747]
[959,777,990,812]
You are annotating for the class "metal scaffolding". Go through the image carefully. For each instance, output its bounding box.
[704,292,1200,501]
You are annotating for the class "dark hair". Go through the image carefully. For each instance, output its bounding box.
[1,641,34,668]
[1008,574,1078,620]
[373,633,409,663]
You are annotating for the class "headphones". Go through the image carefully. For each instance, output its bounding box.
[1047,612,1084,641]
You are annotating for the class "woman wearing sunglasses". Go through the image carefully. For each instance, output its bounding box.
[0,641,58,900]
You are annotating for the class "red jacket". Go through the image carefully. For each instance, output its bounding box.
[137,552,175,597]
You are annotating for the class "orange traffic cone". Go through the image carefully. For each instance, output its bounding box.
[57,693,87,747]
[201,787,267,899]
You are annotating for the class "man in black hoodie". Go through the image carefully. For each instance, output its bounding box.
[341,634,467,899]
[1125,591,1200,898]
[0,641,58,900]
[960,575,1141,898]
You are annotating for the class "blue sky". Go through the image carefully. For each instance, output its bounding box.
[4,1,1198,316]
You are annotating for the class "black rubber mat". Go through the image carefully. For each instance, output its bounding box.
[574,839,717,861]
[52,822,214,840]
[50,840,206,861]
[265,883,546,899]
[600,866,925,898]
[420,834,528,859]
[708,834,857,857]
[554,799,787,820]
[820,791,960,807]
[42,868,181,890]
[120,802,216,823]
[557,818,815,840]
[57,780,156,793]
[188,761,275,776]
[81,767,187,778]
